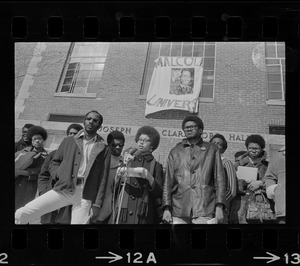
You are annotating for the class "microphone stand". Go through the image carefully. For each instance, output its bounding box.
[115,160,129,224]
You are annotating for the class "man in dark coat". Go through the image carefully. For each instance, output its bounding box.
[15,124,34,152]
[15,111,111,224]
[38,123,83,224]
[162,116,226,224]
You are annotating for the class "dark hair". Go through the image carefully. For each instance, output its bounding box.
[85,110,103,125]
[26,126,48,141]
[182,116,204,130]
[210,133,228,151]
[234,150,247,158]
[23,124,34,129]
[66,123,83,135]
[107,130,125,144]
[245,134,265,149]
[135,126,160,151]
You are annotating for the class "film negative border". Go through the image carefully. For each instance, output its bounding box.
[1,1,300,41]
[2,1,300,265]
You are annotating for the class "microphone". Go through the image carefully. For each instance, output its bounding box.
[121,147,142,165]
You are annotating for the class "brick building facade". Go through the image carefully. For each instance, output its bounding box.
[15,42,285,167]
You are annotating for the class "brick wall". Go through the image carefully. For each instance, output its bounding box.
[15,43,36,100]
[15,42,285,164]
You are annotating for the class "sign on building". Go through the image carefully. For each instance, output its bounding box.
[145,57,204,116]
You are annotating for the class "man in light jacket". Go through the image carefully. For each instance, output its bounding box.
[15,110,111,224]
[265,146,285,224]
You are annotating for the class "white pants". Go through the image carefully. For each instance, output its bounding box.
[15,184,91,224]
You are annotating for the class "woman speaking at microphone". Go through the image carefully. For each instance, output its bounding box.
[110,126,164,224]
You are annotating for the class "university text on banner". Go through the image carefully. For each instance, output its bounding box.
[145,57,204,116]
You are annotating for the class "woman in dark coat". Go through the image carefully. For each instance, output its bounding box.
[15,126,48,211]
[110,126,164,224]
[229,134,270,224]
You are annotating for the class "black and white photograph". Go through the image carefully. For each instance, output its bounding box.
[14,42,286,225]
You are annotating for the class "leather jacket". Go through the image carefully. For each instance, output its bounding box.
[162,138,226,218]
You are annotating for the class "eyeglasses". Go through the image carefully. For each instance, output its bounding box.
[248,147,261,151]
[111,143,124,148]
[138,138,151,144]
[183,125,198,131]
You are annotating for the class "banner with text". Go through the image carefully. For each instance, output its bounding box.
[145,57,204,116]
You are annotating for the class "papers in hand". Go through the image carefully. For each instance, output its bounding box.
[236,166,258,183]
[125,167,144,178]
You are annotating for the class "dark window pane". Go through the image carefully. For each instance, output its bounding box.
[268,83,282,92]
[193,45,204,57]
[267,65,281,73]
[182,44,193,56]
[265,44,276,57]
[68,62,78,70]
[160,43,171,56]
[171,44,182,56]
[268,91,282,99]
[63,77,73,85]
[203,58,215,70]
[266,59,279,64]
[267,74,281,82]
[61,85,71,92]
[66,70,75,77]
[203,70,214,76]
[200,84,213,98]
[277,44,285,58]
[204,45,215,57]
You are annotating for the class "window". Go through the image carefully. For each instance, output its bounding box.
[269,125,285,135]
[48,114,85,123]
[57,42,109,94]
[141,42,216,99]
[265,42,285,101]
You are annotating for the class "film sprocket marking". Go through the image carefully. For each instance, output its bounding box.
[2,1,300,265]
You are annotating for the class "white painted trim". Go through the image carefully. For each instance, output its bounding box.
[266,100,285,106]
[54,92,98,98]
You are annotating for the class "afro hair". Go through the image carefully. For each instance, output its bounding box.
[66,123,83,135]
[135,126,160,151]
[26,126,48,141]
[107,130,125,144]
[245,134,265,149]
[210,133,228,151]
[182,116,204,130]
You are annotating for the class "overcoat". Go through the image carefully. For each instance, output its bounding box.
[49,130,111,208]
[162,138,226,219]
[15,146,48,210]
[229,151,270,224]
[110,152,164,224]
[38,150,71,224]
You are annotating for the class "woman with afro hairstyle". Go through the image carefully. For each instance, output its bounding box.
[15,126,48,211]
[229,134,272,224]
[110,126,164,224]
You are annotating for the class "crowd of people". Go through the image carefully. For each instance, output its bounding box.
[14,111,286,224]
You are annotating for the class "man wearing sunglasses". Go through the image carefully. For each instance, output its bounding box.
[94,130,125,224]
[162,116,226,224]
